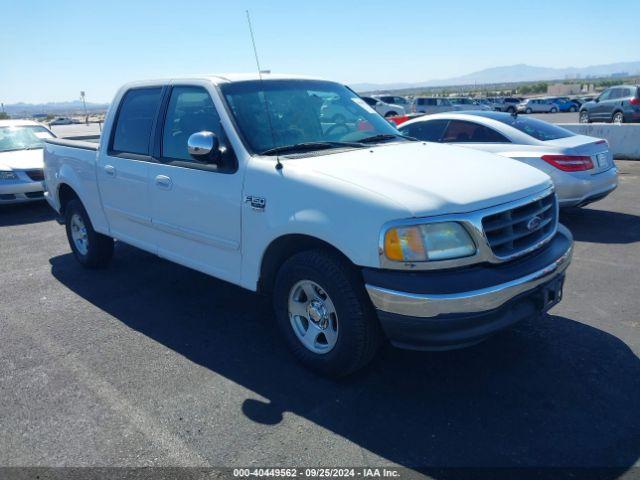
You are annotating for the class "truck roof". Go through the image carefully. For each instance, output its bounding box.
[119,73,326,90]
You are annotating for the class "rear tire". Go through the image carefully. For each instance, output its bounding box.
[65,199,114,268]
[273,249,381,377]
[569,105,578,112]
[525,108,533,114]
[385,111,398,118]
[550,107,558,113]
[612,111,625,124]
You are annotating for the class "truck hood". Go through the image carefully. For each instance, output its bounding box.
[0,148,44,171]
[289,141,552,217]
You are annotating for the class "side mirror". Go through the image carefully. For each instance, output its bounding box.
[594,97,600,103]
[187,131,221,164]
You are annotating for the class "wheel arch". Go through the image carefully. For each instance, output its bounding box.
[57,183,81,215]
[257,234,357,294]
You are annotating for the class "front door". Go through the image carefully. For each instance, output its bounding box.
[148,85,243,284]
[97,86,163,253]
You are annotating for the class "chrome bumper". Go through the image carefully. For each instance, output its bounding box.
[366,236,573,319]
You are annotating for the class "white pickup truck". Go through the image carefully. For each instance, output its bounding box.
[44,74,573,377]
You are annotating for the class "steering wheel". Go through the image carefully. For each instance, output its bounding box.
[325,123,350,137]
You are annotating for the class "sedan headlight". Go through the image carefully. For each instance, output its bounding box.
[0,170,18,180]
[383,222,476,262]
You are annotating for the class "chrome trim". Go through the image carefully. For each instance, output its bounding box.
[367,225,572,318]
[378,186,557,270]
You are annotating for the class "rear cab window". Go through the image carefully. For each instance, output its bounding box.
[110,87,163,156]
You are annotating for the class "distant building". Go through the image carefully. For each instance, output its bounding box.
[547,83,582,96]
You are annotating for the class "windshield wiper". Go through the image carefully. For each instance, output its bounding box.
[356,133,416,144]
[259,141,366,156]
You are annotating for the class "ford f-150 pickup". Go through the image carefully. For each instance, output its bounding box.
[44,74,573,377]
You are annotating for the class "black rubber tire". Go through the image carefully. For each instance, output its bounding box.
[579,110,590,123]
[506,106,516,114]
[569,105,577,112]
[550,107,558,113]
[612,111,625,124]
[65,199,114,268]
[385,111,398,118]
[525,108,533,114]
[273,249,381,377]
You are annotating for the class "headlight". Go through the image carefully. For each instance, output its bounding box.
[0,170,18,180]
[383,222,476,262]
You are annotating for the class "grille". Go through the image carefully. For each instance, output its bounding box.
[482,193,557,258]
[26,169,45,181]
[25,191,44,199]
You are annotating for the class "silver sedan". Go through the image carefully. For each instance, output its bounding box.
[398,111,618,208]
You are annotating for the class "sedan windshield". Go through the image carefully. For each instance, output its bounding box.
[220,79,406,155]
[0,126,54,152]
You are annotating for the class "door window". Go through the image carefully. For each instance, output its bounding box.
[441,120,509,143]
[161,86,236,169]
[400,120,448,142]
[111,87,163,156]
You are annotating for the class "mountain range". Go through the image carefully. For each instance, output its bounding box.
[2,100,110,116]
[351,61,640,92]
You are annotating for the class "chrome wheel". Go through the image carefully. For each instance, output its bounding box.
[70,213,89,255]
[579,111,589,123]
[613,112,624,124]
[288,280,339,354]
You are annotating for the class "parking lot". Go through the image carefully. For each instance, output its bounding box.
[1,159,638,473]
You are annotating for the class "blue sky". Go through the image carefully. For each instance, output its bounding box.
[2,0,638,103]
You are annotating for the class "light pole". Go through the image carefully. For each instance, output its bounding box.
[80,91,88,124]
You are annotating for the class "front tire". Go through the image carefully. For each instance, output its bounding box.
[273,249,381,377]
[579,110,590,123]
[569,105,578,112]
[65,199,114,268]
[525,108,533,114]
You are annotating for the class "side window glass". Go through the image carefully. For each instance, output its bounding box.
[441,120,508,143]
[161,86,235,166]
[599,90,612,101]
[111,87,162,155]
[400,120,448,142]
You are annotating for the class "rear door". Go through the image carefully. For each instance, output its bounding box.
[97,86,163,252]
[147,84,243,284]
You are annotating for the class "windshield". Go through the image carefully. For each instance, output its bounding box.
[493,115,574,141]
[0,125,54,152]
[220,79,403,155]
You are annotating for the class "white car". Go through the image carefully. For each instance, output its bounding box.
[398,112,618,207]
[360,96,406,117]
[517,98,559,114]
[44,74,572,376]
[448,97,491,111]
[0,120,56,204]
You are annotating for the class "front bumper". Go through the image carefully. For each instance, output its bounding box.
[0,171,45,204]
[364,226,573,350]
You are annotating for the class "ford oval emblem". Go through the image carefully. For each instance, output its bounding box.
[527,216,542,231]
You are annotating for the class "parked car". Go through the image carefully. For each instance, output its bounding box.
[494,97,522,114]
[517,98,559,114]
[49,117,76,125]
[548,97,580,112]
[373,95,410,109]
[360,96,406,117]
[579,85,640,124]
[448,97,491,111]
[0,120,56,204]
[397,112,617,208]
[44,74,572,377]
[412,97,465,114]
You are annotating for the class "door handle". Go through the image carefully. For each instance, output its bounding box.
[104,165,116,176]
[155,175,172,189]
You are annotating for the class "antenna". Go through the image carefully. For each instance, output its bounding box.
[246,10,282,171]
